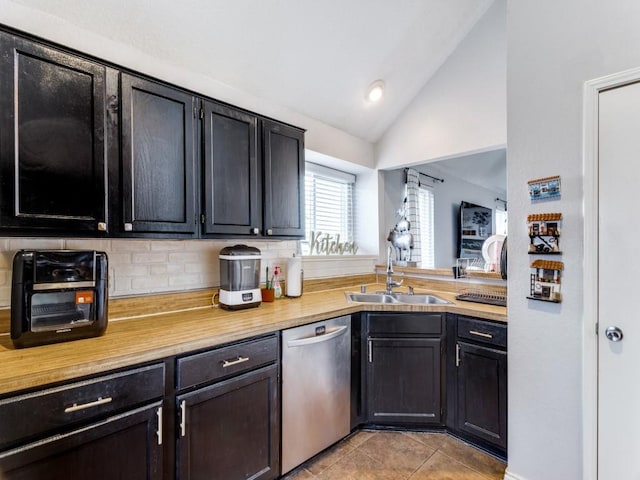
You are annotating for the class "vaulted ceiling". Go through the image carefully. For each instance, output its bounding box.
[7,0,494,143]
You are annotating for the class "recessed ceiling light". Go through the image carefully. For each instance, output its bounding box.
[366,80,385,103]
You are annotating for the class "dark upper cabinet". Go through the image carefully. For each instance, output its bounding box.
[120,73,197,236]
[0,31,112,235]
[0,29,305,239]
[202,101,261,236]
[262,119,305,238]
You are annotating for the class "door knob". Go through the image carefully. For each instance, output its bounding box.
[605,326,624,342]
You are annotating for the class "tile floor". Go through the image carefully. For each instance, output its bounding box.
[282,430,506,480]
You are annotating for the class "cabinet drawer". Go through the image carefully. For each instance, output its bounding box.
[0,363,165,450]
[457,316,507,348]
[177,335,278,390]
[368,313,442,336]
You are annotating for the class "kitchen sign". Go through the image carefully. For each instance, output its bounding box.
[309,231,358,255]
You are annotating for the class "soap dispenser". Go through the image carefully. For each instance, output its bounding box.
[273,265,283,299]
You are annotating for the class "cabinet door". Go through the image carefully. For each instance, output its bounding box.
[202,101,260,236]
[366,337,442,425]
[456,342,507,449]
[176,364,279,480]
[0,402,163,480]
[0,32,109,234]
[120,73,197,235]
[262,119,304,238]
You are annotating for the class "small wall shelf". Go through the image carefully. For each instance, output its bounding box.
[527,213,562,254]
[528,259,563,303]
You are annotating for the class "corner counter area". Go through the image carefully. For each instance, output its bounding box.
[0,274,507,480]
[0,274,505,394]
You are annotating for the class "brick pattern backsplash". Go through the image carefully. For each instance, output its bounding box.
[0,238,299,307]
[0,238,379,308]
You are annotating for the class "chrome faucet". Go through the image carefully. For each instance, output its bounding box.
[386,245,403,294]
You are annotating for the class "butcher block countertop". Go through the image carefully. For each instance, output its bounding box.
[0,280,506,396]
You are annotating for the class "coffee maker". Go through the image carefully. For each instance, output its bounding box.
[218,245,261,310]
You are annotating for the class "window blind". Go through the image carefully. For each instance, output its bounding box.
[304,163,355,251]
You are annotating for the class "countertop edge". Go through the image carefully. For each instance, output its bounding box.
[0,285,505,396]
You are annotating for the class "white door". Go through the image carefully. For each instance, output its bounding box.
[598,80,640,479]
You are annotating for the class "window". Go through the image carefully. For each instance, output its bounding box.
[418,186,435,268]
[303,163,355,255]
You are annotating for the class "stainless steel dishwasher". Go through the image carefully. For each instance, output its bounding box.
[281,315,351,474]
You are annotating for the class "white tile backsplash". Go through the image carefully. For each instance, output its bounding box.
[0,238,375,307]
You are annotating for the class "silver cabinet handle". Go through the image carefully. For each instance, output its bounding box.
[251,227,259,235]
[64,396,112,413]
[156,406,163,445]
[179,400,186,437]
[605,326,624,342]
[97,222,107,231]
[368,339,372,363]
[222,356,250,368]
[266,228,273,235]
[124,222,133,231]
[469,330,493,339]
[456,343,461,367]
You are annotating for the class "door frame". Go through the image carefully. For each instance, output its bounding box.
[583,66,640,480]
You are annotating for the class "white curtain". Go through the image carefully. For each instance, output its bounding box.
[405,168,421,264]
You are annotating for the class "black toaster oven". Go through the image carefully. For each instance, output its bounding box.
[11,250,108,348]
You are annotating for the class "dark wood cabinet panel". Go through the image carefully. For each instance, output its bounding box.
[456,342,507,450]
[0,31,111,234]
[120,73,197,235]
[202,101,260,236]
[262,119,305,238]
[0,402,163,480]
[176,364,279,480]
[176,335,278,390]
[366,337,442,425]
[0,363,164,451]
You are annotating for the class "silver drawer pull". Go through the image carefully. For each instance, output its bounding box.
[469,330,493,339]
[64,396,113,413]
[222,356,250,368]
[180,400,186,437]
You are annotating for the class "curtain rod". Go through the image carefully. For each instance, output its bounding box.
[404,168,444,184]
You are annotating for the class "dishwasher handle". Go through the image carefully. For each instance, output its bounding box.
[286,325,348,347]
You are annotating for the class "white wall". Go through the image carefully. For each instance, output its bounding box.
[375,0,506,169]
[507,1,640,479]
[0,0,375,169]
[381,166,504,268]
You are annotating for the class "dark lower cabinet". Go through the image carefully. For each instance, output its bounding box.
[367,337,442,425]
[176,364,279,480]
[0,402,163,480]
[456,342,507,449]
[449,315,508,457]
[365,313,444,426]
[0,31,113,235]
[120,73,197,236]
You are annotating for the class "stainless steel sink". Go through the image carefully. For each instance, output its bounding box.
[391,293,451,304]
[345,292,451,305]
